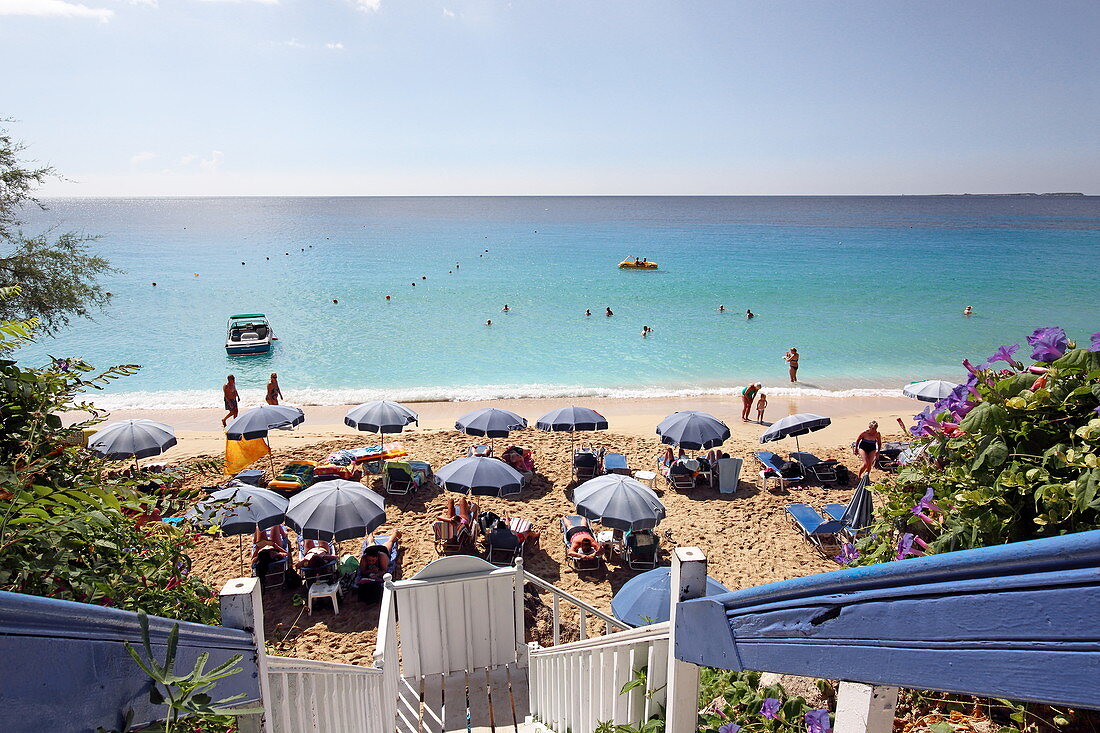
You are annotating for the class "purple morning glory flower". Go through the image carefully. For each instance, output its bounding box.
[719,724,741,733]
[1089,333,1100,353]
[54,358,70,372]
[962,358,979,376]
[761,698,781,719]
[910,406,942,437]
[982,343,1020,369]
[896,533,918,560]
[805,709,832,733]
[1027,327,1069,362]
[834,543,860,565]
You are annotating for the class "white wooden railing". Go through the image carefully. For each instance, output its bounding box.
[522,570,630,645]
[528,622,671,732]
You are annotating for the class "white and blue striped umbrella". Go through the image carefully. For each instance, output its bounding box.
[344,400,419,433]
[454,407,527,438]
[88,419,177,460]
[226,404,305,440]
[902,380,960,403]
[656,411,730,450]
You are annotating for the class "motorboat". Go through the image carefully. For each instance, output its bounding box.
[619,258,658,269]
[225,313,275,355]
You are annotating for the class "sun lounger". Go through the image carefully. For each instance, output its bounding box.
[383,459,426,495]
[297,537,339,586]
[757,451,804,489]
[790,452,838,485]
[573,449,602,481]
[715,457,743,494]
[786,504,844,558]
[561,515,602,571]
[432,520,464,555]
[353,535,400,602]
[486,522,526,566]
[467,444,493,458]
[621,529,660,569]
[603,452,629,475]
[252,526,291,590]
[668,460,696,491]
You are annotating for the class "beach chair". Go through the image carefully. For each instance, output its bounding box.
[297,537,339,587]
[573,449,602,481]
[467,444,493,458]
[432,520,465,555]
[382,460,417,495]
[790,452,839,486]
[668,460,696,491]
[715,457,743,494]
[757,451,804,490]
[252,526,290,590]
[603,452,630,475]
[561,515,602,571]
[621,529,660,569]
[786,504,844,558]
[354,535,400,602]
[486,523,524,566]
[477,510,501,536]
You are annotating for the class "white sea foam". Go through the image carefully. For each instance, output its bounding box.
[87,384,905,410]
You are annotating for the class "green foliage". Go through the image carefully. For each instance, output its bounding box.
[0,289,219,623]
[697,669,818,732]
[0,124,116,336]
[97,611,260,733]
[855,337,1100,564]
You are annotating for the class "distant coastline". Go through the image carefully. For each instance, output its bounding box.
[933,192,1086,197]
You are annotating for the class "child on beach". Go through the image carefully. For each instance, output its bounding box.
[756,393,768,423]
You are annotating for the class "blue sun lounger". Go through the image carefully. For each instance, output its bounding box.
[353,535,400,602]
[603,452,629,475]
[786,503,844,558]
[757,451,804,489]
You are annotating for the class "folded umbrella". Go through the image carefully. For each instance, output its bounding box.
[573,474,666,530]
[285,479,387,541]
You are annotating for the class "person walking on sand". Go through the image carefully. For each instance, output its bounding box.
[221,375,239,427]
[785,347,799,382]
[756,393,768,423]
[855,421,882,477]
[740,382,760,421]
[265,373,283,405]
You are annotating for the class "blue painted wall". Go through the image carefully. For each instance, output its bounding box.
[0,591,260,733]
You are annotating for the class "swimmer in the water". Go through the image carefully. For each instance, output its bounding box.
[332,299,338,304]
[718,305,725,312]
[605,307,614,317]
[584,309,591,316]
[501,304,510,312]
[746,309,755,319]
[963,305,973,316]
[641,325,652,338]
[486,319,492,326]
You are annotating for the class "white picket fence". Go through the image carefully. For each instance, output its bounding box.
[528,622,671,732]
[265,656,390,733]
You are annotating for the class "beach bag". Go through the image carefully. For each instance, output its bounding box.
[834,464,850,485]
[779,461,801,478]
[284,567,303,590]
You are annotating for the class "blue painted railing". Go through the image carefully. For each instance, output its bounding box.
[675,530,1100,709]
[0,591,260,733]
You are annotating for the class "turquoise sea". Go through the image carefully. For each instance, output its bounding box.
[16,196,1100,409]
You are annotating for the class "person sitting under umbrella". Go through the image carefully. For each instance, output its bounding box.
[502,446,534,474]
[251,526,289,578]
[299,539,337,571]
[436,497,475,530]
[357,530,402,582]
[567,527,602,560]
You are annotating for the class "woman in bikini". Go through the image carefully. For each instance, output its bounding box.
[741,382,760,421]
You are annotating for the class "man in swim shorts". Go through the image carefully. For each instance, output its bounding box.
[222,375,239,427]
[785,348,799,382]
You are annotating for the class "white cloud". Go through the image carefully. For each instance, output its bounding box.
[282,38,306,48]
[353,0,380,12]
[194,0,277,3]
[325,41,344,50]
[129,151,156,165]
[0,0,114,22]
[441,7,454,17]
[199,150,224,172]
[125,0,157,7]
[179,153,198,165]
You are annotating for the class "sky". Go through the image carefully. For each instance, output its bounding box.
[2,0,1099,196]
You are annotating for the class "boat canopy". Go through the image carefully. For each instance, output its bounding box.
[230,313,267,320]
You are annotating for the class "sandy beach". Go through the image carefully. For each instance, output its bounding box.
[119,394,916,666]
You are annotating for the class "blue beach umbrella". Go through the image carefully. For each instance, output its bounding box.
[344,400,419,433]
[187,485,288,535]
[759,412,831,456]
[286,479,387,541]
[656,411,730,450]
[573,475,666,530]
[88,419,177,467]
[536,406,608,432]
[902,380,960,403]
[226,404,305,440]
[433,456,526,497]
[612,567,729,627]
[455,407,527,453]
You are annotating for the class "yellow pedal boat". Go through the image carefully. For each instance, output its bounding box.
[619,258,658,269]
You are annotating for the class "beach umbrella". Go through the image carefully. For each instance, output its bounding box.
[186,485,288,572]
[285,479,387,541]
[902,379,960,403]
[226,404,305,474]
[455,407,527,453]
[759,412,831,456]
[611,567,729,627]
[88,419,177,469]
[344,400,418,453]
[536,405,609,457]
[656,411,730,450]
[840,475,874,532]
[226,405,305,440]
[433,456,525,497]
[573,474,666,530]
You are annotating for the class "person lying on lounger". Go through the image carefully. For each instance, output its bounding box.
[299,539,337,570]
[436,497,474,529]
[251,526,289,577]
[358,531,401,582]
[567,532,601,559]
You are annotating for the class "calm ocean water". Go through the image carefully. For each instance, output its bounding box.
[16,196,1100,409]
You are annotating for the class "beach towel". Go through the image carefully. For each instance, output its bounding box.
[224,437,270,475]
